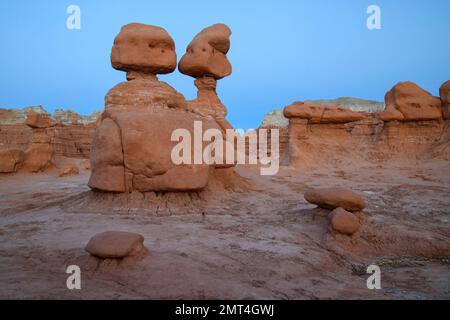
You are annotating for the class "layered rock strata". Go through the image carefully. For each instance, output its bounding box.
[0,108,98,173]
[283,81,450,169]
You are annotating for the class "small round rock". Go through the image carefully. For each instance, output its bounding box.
[85,231,145,259]
[328,207,360,235]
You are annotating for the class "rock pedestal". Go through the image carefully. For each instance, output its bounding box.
[178,23,233,132]
[188,77,227,119]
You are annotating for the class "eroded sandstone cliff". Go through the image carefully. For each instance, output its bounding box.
[283,81,450,170]
[0,107,98,173]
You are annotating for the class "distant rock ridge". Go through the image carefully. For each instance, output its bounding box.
[304,97,384,112]
[0,105,101,126]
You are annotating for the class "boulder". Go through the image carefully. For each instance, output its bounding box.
[26,110,56,128]
[178,24,232,120]
[178,23,232,80]
[283,102,366,123]
[111,23,177,76]
[328,207,360,235]
[380,81,442,121]
[440,80,450,119]
[58,164,79,177]
[304,187,366,212]
[85,231,145,259]
[0,149,24,173]
[89,109,219,192]
[22,144,54,172]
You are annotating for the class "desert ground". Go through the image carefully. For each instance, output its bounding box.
[0,157,448,299]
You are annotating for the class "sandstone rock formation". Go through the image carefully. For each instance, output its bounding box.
[260,98,386,164]
[303,187,365,236]
[328,207,360,235]
[261,109,289,128]
[0,149,24,173]
[85,231,145,259]
[22,143,54,172]
[283,81,450,170]
[304,187,366,212]
[20,111,56,172]
[89,23,241,193]
[51,123,97,158]
[25,110,56,128]
[111,23,177,77]
[0,106,47,125]
[284,102,367,124]
[53,109,100,125]
[0,107,99,173]
[262,97,385,128]
[379,81,442,121]
[440,80,450,119]
[178,23,232,124]
[179,23,232,80]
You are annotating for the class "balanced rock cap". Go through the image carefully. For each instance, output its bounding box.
[380,81,442,121]
[111,23,177,75]
[304,187,366,212]
[178,23,232,79]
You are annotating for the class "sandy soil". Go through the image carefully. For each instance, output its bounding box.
[0,160,449,299]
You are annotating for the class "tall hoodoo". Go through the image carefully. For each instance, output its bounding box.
[178,24,233,128]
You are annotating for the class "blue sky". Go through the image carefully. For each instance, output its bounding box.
[0,0,449,128]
